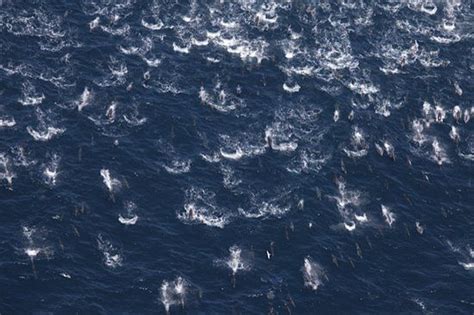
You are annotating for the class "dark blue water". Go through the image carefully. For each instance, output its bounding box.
[1,1,473,314]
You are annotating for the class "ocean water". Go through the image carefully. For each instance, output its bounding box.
[0,0,473,314]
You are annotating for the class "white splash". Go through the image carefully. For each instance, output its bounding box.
[25,247,41,258]
[434,105,446,123]
[89,17,100,30]
[221,164,241,189]
[77,87,92,111]
[463,109,471,123]
[226,245,249,276]
[199,85,242,113]
[0,153,15,188]
[0,116,16,127]
[381,204,396,227]
[200,152,221,163]
[19,81,45,106]
[343,126,368,158]
[163,159,192,174]
[333,109,340,122]
[355,213,368,223]
[332,178,363,221]
[411,119,426,145]
[160,276,188,313]
[100,169,121,193]
[118,215,138,225]
[173,42,190,54]
[302,256,325,291]
[344,221,356,231]
[452,105,462,122]
[383,141,396,160]
[97,234,122,268]
[449,126,460,143]
[118,201,138,225]
[220,147,244,160]
[416,222,424,234]
[264,126,298,152]
[22,226,52,277]
[283,82,301,93]
[60,272,71,279]
[141,18,164,30]
[459,262,474,270]
[105,102,118,122]
[178,187,228,228]
[431,138,449,165]
[43,153,60,186]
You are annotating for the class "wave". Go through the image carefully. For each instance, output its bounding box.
[27,126,65,142]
